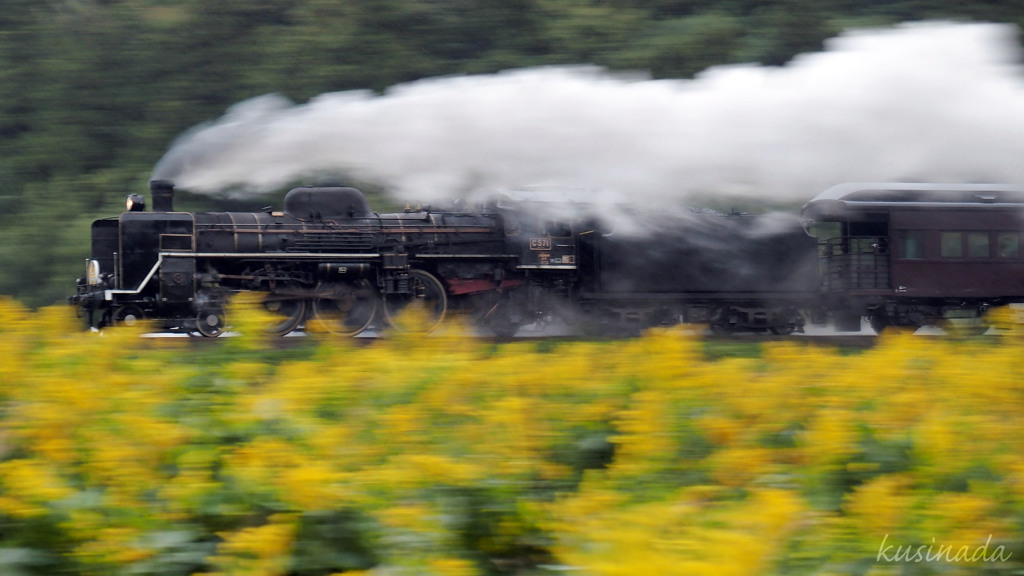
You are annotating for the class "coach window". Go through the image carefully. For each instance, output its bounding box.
[941,232,963,258]
[899,230,925,259]
[967,232,990,258]
[809,221,840,240]
[998,232,1020,258]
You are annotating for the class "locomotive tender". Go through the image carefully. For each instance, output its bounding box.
[70,180,1024,336]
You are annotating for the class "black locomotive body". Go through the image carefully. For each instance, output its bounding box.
[71,180,821,336]
[75,181,522,336]
[573,210,818,333]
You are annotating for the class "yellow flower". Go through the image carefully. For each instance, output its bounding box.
[801,409,858,469]
[0,458,73,517]
[74,526,156,566]
[843,474,913,537]
[609,389,677,475]
[277,461,353,511]
[207,514,299,576]
[707,447,777,487]
[428,557,478,576]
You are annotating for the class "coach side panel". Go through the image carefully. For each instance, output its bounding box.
[890,208,1024,298]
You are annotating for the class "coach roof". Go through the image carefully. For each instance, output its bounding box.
[809,182,1024,205]
[802,182,1024,219]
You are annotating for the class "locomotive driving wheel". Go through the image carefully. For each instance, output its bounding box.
[111,304,145,327]
[196,307,227,337]
[382,269,448,333]
[308,279,378,336]
[261,282,307,336]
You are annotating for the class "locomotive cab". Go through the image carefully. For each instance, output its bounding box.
[506,216,577,270]
[119,211,196,305]
[72,215,196,330]
[495,190,581,271]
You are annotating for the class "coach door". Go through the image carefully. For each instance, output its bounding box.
[815,213,891,295]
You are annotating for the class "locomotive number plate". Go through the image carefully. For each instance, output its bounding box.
[530,238,552,250]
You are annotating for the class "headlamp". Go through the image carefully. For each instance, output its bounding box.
[86,260,102,286]
[126,194,146,212]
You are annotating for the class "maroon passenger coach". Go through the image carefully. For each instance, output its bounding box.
[802,182,1024,332]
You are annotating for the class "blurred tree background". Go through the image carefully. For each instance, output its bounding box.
[1,0,1022,307]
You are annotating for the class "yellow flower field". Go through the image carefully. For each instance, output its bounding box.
[0,296,1022,575]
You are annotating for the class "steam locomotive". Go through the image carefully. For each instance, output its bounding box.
[69,180,1024,336]
[70,180,818,336]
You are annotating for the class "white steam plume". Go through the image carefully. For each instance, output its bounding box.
[152,21,1024,204]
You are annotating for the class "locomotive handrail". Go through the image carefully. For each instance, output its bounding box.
[158,251,521,260]
[101,250,521,302]
[103,255,165,300]
[414,253,520,259]
[101,252,390,300]
[160,252,383,259]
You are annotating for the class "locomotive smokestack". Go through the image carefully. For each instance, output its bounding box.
[150,179,175,212]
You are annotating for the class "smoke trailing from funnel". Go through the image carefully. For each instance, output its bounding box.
[152,21,1024,204]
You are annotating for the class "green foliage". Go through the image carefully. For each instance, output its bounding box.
[611,12,745,78]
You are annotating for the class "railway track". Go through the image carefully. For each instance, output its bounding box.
[143,323,882,351]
